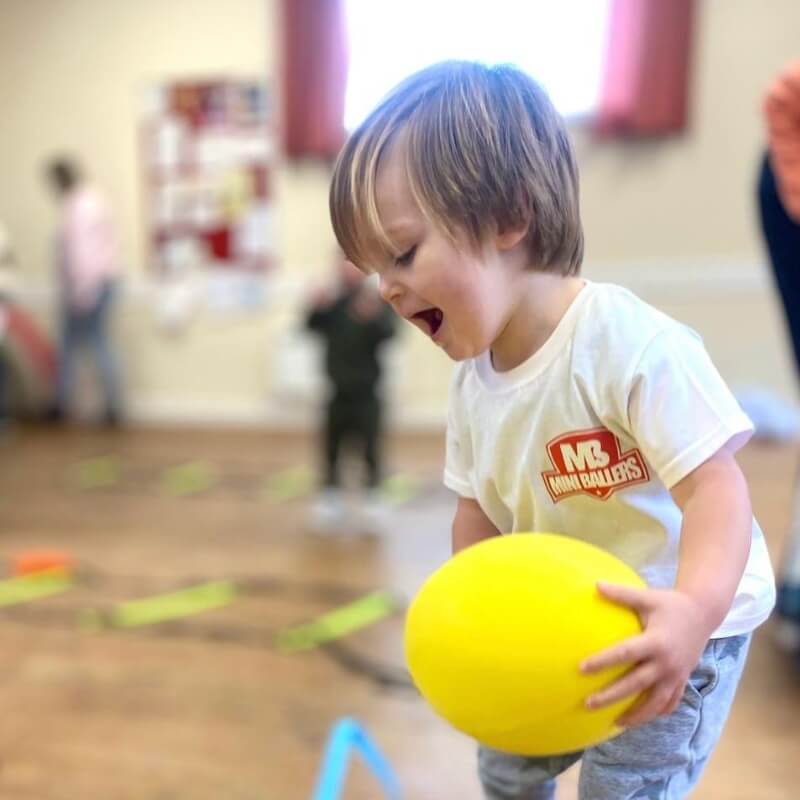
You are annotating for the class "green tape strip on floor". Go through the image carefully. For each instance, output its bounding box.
[161,461,219,497]
[72,457,120,490]
[263,465,315,502]
[380,473,420,506]
[0,573,73,607]
[83,580,236,630]
[276,590,399,653]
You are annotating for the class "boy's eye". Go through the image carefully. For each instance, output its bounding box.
[395,245,417,268]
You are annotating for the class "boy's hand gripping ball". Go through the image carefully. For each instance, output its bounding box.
[404,533,645,755]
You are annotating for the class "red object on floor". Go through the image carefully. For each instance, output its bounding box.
[12,551,74,578]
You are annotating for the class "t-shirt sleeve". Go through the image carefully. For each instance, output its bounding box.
[625,327,754,489]
[305,305,332,334]
[443,394,476,498]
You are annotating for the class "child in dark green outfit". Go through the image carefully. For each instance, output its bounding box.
[305,258,396,533]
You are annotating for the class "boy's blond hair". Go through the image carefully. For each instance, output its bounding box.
[330,60,583,275]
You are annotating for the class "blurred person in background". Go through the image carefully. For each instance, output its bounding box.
[759,59,800,662]
[305,254,396,534]
[0,223,16,433]
[45,156,123,427]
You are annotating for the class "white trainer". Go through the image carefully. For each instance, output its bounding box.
[309,488,348,534]
[359,488,390,536]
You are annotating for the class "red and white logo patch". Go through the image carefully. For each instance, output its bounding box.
[541,428,650,503]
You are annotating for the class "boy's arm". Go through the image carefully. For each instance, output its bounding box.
[305,289,336,333]
[306,307,330,333]
[581,447,752,727]
[671,446,751,630]
[452,496,501,554]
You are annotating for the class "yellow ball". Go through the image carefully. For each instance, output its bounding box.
[404,533,645,755]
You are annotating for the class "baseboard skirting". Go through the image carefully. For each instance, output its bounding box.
[127,398,447,432]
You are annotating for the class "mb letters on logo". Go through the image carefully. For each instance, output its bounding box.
[541,428,650,502]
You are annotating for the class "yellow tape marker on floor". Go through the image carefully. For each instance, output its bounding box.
[0,573,73,607]
[72,457,120,490]
[275,591,399,653]
[380,473,421,506]
[263,465,315,503]
[161,461,219,497]
[82,580,236,630]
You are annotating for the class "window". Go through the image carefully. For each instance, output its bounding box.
[344,0,612,130]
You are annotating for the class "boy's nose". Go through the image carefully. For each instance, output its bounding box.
[378,274,402,305]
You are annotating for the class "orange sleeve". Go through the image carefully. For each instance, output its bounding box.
[764,61,800,222]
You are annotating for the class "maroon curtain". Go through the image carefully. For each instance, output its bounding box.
[280,0,348,160]
[595,0,697,137]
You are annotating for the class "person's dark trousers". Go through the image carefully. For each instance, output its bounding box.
[56,281,121,423]
[323,390,383,489]
[758,154,800,373]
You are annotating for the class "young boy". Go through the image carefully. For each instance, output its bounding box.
[305,255,396,533]
[329,61,776,799]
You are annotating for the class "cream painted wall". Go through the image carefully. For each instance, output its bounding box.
[1,0,273,276]
[579,0,800,262]
[1,0,798,429]
[0,0,340,425]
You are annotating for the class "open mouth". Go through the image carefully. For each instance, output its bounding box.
[412,307,444,337]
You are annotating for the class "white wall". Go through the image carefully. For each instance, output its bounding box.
[0,0,798,428]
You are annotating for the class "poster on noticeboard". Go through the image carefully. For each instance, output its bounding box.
[141,78,276,320]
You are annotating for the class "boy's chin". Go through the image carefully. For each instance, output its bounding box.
[440,342,484,363]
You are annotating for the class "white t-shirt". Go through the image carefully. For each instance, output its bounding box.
[444,281,775,638]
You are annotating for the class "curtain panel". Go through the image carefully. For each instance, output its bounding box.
[595,0,697,137]
[281,0,348,161]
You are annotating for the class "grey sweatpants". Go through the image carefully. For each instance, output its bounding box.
[479,634,750,800]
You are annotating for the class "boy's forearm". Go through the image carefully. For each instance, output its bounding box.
[452,523,498,554]
[674,457,752,632]
[451,497,501,554]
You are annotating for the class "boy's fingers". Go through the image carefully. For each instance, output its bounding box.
[618,678,686,727]
[596,582,654,612]
[585,664,656,710]
[664,683,685,715]
[617,684,675,727]
[580,633,650,674]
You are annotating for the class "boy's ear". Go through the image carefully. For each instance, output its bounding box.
[495,224,528,251]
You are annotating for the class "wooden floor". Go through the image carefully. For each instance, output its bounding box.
[0,427,798,799]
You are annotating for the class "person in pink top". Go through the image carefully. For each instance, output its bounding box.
[45,157,122,426]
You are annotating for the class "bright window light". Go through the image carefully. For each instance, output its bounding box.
[344,0,611,130]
